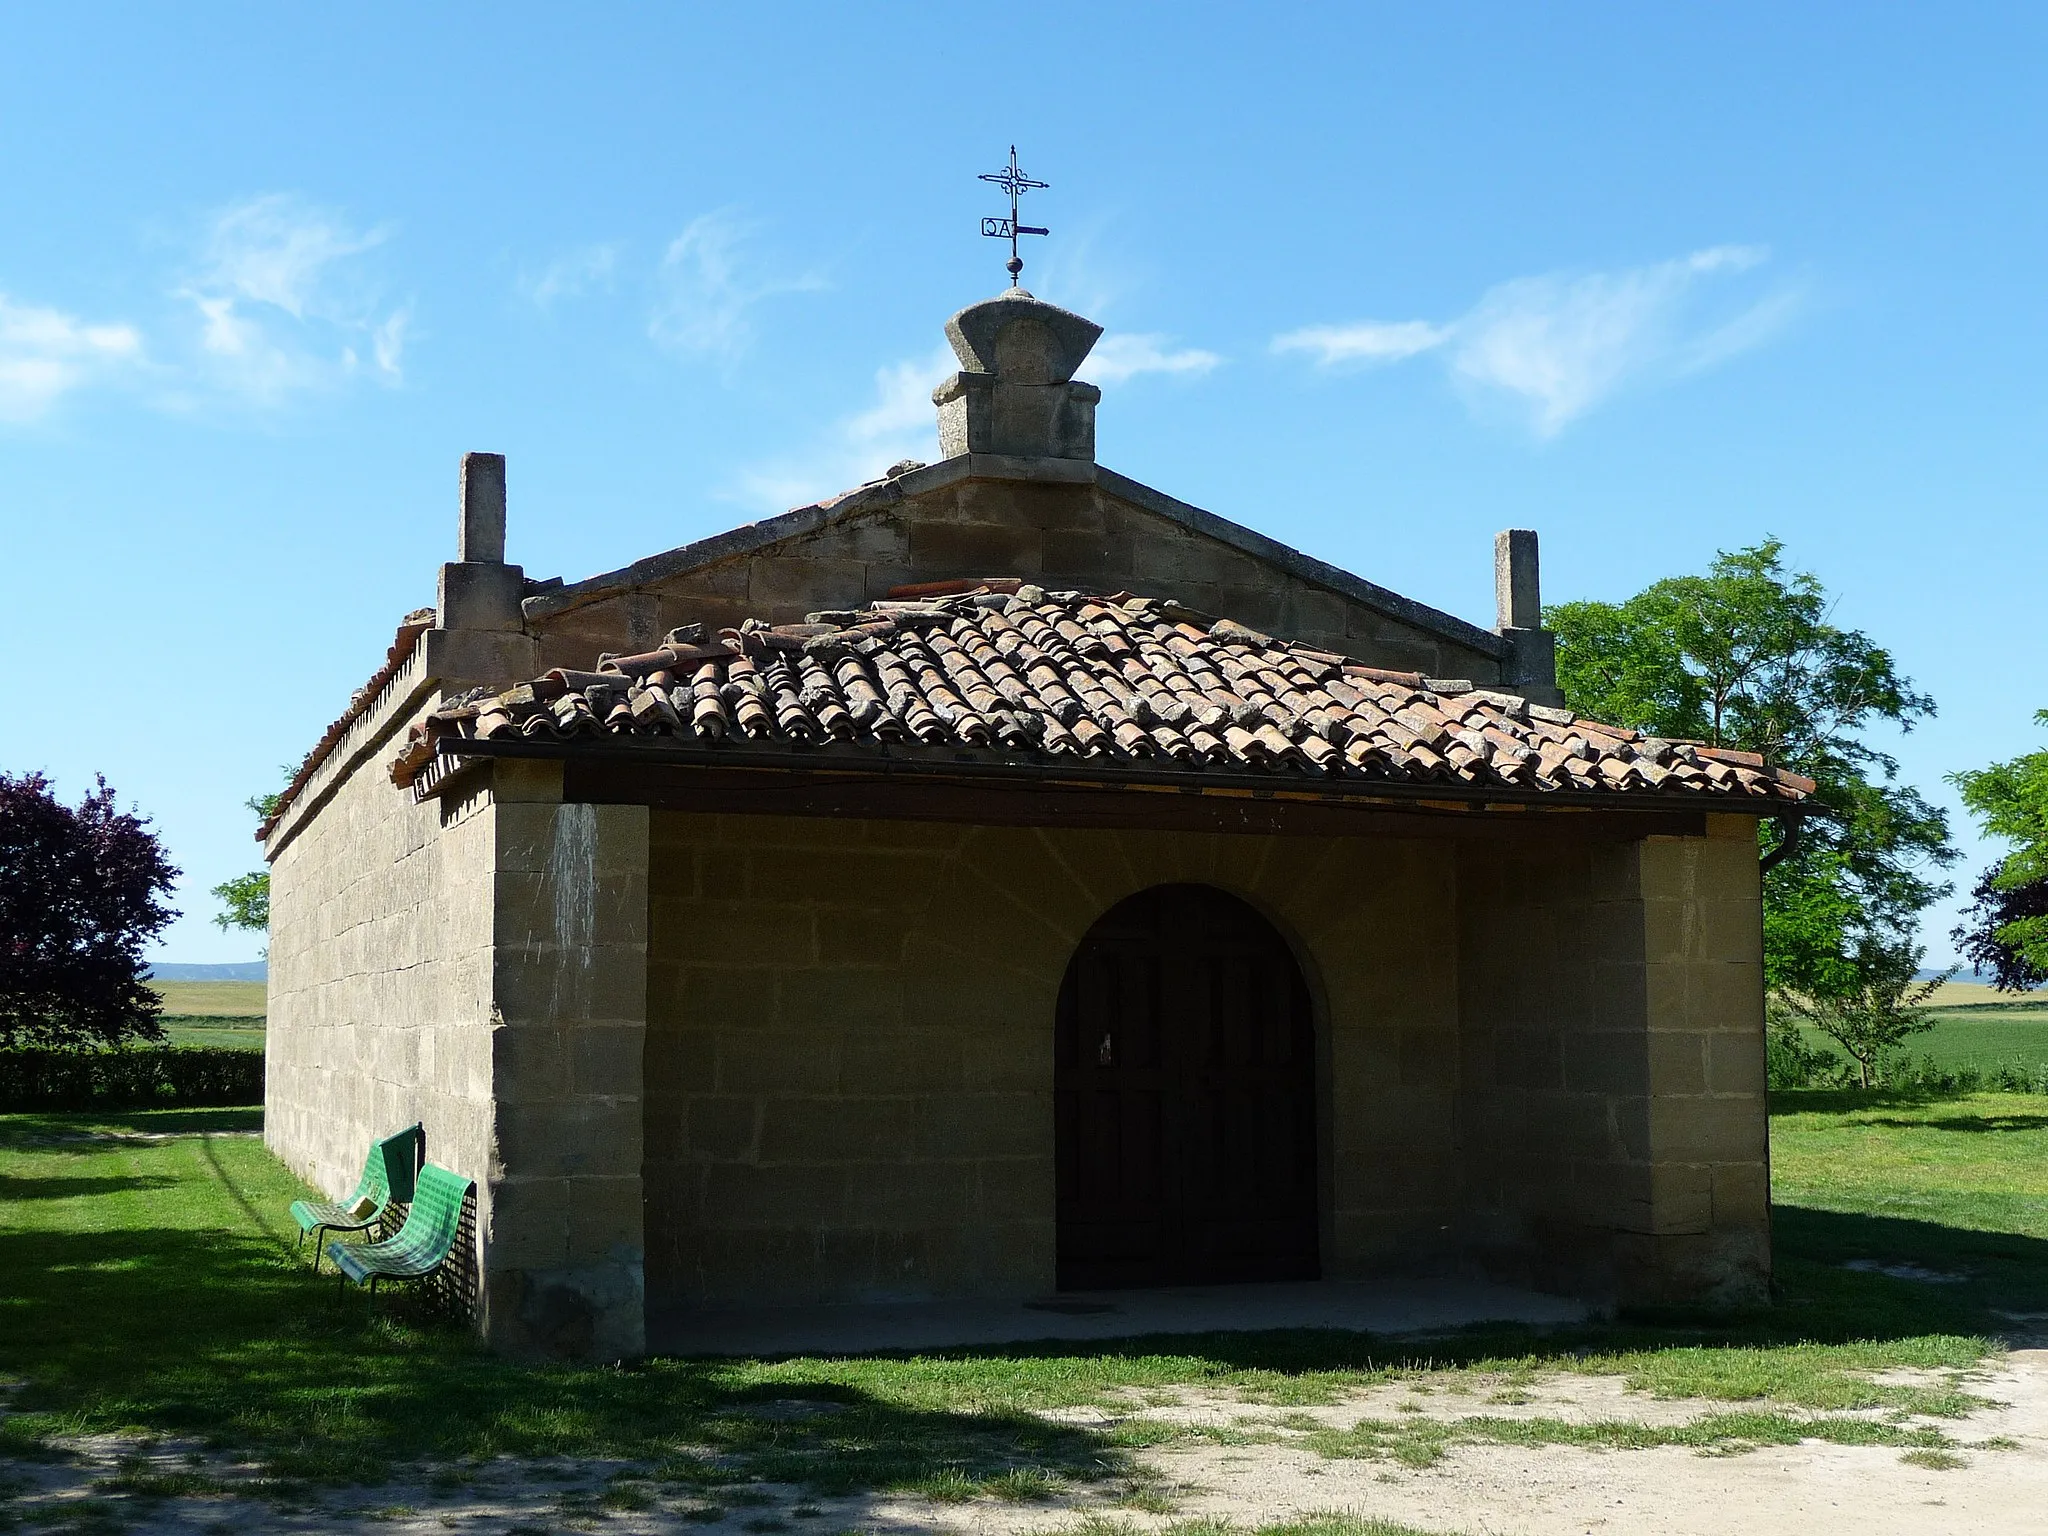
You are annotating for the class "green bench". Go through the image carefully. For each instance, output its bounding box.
[290,1123,422,1273]
[329,1162,474,1297]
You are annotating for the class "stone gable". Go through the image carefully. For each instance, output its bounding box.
[525,461,1512,685]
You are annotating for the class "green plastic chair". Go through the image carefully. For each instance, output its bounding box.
[289,1124,422,1273]
[329,1162,475,1297]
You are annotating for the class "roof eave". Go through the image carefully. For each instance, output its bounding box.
[423,734,1808,818]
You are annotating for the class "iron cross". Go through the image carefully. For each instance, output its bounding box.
[978,145,1049,285]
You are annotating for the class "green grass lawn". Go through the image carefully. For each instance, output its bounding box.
[1769,1089,2048,1322]
[0,1096,2038,1500]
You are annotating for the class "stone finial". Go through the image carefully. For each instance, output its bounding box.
[934,289,1103,461]
[944,289,1101,381]
[459,452,508,564]
[437,451,526,636]
[1495,529,1541,632]
[1494,528,1561,707]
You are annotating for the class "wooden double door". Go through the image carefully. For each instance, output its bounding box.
[1054,884,1321,1290]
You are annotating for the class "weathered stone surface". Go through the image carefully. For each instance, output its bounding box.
[1457,831,1770,1306]
[459,452,507,563]
[268,741,650,1361]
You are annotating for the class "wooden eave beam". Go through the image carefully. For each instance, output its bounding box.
[423,736,1799,842]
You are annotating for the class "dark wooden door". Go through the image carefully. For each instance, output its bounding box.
[1054,884,1320,1290]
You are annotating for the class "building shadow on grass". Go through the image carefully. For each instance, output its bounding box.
[0,1107,264,1147]
[1849,1114,2048,1134]
[1773,1203,2048,1321]
[0,1173,177,1200]
[0,1226,1131,1496]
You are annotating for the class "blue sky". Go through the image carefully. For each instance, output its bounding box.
[1,5,2041,965]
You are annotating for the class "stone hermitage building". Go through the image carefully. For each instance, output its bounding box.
[261,288,1811,1360]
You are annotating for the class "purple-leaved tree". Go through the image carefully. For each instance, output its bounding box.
[0,772,179,1049]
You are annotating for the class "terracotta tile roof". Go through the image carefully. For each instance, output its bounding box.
[393,583,1814,805]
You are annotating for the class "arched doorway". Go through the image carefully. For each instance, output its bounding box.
[1054,884,1320,1290]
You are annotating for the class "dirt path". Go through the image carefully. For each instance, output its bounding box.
[1110,1350,2048,1535]
[9,1352,2047,1535]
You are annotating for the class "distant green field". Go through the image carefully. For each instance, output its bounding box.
[1908,998,2048,1071]
[149,979,267,1050]
[149,979,266,1016]
[1786,980,2048,1077]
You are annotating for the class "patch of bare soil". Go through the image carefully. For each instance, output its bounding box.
[7,1354,2047,1536]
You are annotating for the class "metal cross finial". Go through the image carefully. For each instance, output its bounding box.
[978,145,1049,286]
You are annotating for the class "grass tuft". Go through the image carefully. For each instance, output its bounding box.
[1900,1448,1968,1470]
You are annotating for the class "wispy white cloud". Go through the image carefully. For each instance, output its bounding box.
[176,193,408,403]
[649,210,823,360]
[371,307,410,382]
[1088,332,1222,385]
[521,243,619,307]
[1273,245,1799,436]
[194,193,387,318]
[1271,319,1448,367]
[0,295,143,422]
[731,345,952,513]
[0,192,406,425]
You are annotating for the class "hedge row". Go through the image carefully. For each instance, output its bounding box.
[0,1046,264,1110]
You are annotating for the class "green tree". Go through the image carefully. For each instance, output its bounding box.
[1549,539,1956,1003]
[210,784,289,940]
[1768,943,1943,1089]
[1949,711,2048,986]
[1,772,179,1048]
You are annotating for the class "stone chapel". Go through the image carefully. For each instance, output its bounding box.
[261,286,1810,1360]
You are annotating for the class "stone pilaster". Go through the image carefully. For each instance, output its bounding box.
[1455,817,1770,1308]
[482,759,651,1359]
[1624,817,1771,1303]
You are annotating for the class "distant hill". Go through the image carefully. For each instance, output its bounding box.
[147,962,268,982]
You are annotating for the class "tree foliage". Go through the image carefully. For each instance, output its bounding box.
[1951,865,2048,991]
[1549,539,1955,999]
[210,784,289,937]
[1768,944,1946,1089]
[0,772,179,1049]
[1949,711,2048,988]
[209,872,270,933]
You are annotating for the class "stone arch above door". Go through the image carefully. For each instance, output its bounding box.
[1054,883,1320,1290]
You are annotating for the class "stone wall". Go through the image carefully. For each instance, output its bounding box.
[269,738,652,1359]
[642,811,1465,1312]
[536,469,1504,685]
[645,809,1769,1316]
[266,689,500,1271]
[1454,814,1770,1304]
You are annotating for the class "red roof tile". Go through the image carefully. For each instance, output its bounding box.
[393,586,1812,806]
